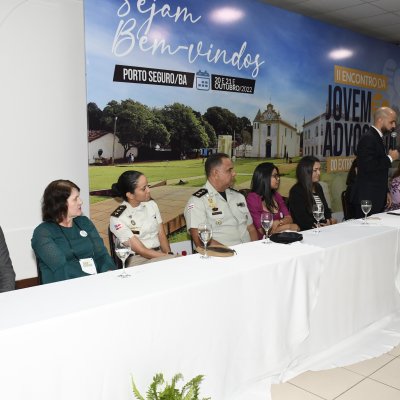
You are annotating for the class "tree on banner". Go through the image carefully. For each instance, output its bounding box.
[158,103,209,156]
[241,130,252,158]
[236,116,252,146]
[87,102,103,130]
[204,106,238,136]
[204,107,251,147]
[102,99,169,158]
[193,110,217,149]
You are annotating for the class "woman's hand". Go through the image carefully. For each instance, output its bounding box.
[271,216,298,233]
[320,218,337,227]
[270,220,281,234]
[273,222,300,233]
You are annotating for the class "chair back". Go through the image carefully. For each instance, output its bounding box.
[238,188,250,198]
[35,256,43,285]
[179,214,196,254]
[341,190,350,220]
[108,226,122,269]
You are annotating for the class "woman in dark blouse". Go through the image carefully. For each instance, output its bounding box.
[289,156,337,231]
[32,180,115,284]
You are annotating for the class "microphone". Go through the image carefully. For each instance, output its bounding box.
[390,131,398,150]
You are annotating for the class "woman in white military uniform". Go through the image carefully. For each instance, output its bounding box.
[110,171,174,267]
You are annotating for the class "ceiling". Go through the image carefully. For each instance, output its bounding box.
[260,0,400,45]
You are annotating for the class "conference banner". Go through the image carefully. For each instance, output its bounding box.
[84,0,400,212]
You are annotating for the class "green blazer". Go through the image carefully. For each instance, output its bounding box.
[32,216,115,284]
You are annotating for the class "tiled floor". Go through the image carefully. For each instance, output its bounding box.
[272,344,400,399]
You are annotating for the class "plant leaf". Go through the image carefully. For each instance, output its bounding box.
[131,376,145,400]
[147,373,164,400]
[170,373,183,390]
[134,372,210,400]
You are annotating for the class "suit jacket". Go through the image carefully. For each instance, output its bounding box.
[352,126,391,215]
[0,227,15,292]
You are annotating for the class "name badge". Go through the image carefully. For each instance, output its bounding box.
[79,257,97,275]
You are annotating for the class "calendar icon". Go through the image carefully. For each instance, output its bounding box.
[196,70,210,91]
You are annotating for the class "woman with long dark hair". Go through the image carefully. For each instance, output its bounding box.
[247,162,299,239]
[289,156,337,231]
[32,180,115,284]
[110,170,174,267]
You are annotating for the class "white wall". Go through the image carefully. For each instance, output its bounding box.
[0,0,89,279]
[88,133,125,163]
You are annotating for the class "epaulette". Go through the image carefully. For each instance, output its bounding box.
[111,205,127,217]
[228,187,240,193]
[192,188,208,198]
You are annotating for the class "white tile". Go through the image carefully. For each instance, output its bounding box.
[271,382,324,400]
[370,357,400,390]
[335,378,400,400]
[289,368,364,400]
[387,344,400,357]
[343,353,395,376]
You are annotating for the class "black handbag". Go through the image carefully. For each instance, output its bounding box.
[269,231,303,244]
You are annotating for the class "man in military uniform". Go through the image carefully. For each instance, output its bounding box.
[184,153,258,247]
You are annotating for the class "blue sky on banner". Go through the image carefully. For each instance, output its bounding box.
[84,0,400,127]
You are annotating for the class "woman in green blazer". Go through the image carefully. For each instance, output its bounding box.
[32,180,115,284]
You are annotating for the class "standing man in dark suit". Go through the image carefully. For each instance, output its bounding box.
[353,107,399,217]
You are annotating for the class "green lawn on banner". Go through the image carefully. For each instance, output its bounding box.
[89,157,345,211]
[89,157,301,204]
[89,158,290,190]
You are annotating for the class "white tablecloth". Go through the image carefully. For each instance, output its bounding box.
[283,221,400,380]
[0,214,399,400]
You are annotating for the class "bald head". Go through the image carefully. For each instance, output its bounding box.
[373,107,397,134]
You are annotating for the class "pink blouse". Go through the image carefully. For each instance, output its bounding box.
[388,176,400,210]
[246,191,290,239]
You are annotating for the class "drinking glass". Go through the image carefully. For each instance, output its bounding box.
[312,203,324,234]
[198,223,212,259]
[115,239,131,278]
[260,211,273,244]
[361,199,372,224]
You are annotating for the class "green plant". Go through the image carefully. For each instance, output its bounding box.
[131,373,211,400]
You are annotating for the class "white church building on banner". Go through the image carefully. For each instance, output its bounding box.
[303,113,328,160]
[251,103,301,158]
[302,105,372,161]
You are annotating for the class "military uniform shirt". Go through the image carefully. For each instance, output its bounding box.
[184,180,253,246]
[110,200,162,249]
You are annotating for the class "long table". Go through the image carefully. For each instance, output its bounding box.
[0,214,400,400]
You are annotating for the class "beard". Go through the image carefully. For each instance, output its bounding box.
[381,125,394,135]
